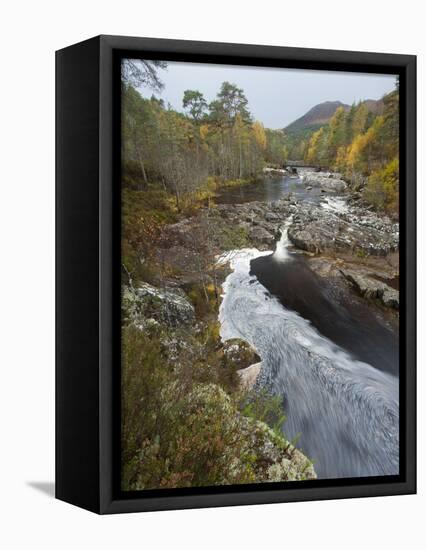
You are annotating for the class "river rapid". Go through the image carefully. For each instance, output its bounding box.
[217,174,399,479]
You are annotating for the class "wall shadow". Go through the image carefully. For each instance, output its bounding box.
[27,481,55,498]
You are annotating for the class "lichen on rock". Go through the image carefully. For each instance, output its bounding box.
[122,283,195,328]
[222,338,261,370]
[160,382,317,486]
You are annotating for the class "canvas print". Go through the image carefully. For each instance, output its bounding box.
[120,58,399,491]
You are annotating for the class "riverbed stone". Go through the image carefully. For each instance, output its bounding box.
[287,199,399,257]
[339,269,399,309]
[301,170,347,193]
[265,212,281,222]
[249,225,276,248]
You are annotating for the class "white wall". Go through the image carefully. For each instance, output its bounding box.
[0,1,423,548]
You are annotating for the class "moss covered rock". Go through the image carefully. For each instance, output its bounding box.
[123,283,195,328]
[222,338,261,370]
[125,382,316,491]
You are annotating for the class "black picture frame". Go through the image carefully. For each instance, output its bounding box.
[56,35,416,514]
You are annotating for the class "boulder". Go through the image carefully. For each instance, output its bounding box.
[301,171,347,193]
[248,226,275,249]
[288,225,322,254]
[162,218,195,248]
[265,212,281,222]
[123,283,195,328]
[263,167,290,176]
[339,269,399,309]
[238,362,262,390]
[222,338,261,370]
[287,198,399,257]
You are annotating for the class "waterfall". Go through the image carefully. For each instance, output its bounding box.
[218,232,399,479]
[273,217,293,262]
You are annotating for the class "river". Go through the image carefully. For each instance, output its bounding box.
[215,172,324,205]
[217,173,399,480]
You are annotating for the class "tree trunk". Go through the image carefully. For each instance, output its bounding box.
[174,183,180,212]
[137,149,148,190]
[239,137,243,179]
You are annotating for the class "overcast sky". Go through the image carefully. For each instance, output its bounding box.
[133,60,396,129]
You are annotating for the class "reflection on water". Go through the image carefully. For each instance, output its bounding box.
[215,174,325,205]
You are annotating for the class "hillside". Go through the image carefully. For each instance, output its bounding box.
[285,101,350,133]
[283,97,389,161]
[363,98,385,115]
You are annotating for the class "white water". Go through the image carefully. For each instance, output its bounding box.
[321,196,349,213]
[273,218,293,262]
[218,231,399,479]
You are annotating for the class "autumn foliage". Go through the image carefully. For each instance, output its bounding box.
[303,89,399,217]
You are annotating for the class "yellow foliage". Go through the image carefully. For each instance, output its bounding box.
[364,157,399,215]
[199,123,210,141]
[335,146,348,173]
[346,116,385,174]
[252,120,267,150]
[305,127,325,164]
[347,132,366,168]
[352,103,369,136]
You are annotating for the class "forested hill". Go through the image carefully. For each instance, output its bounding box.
[282,91,398,217]
[285,101,350,133]
[284,98,386,159]
[285,98,384,134]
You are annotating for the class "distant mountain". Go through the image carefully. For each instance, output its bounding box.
[285,101,350,133]
[285,98,385,135]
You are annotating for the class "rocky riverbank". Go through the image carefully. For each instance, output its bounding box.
[122,170,399,485]
[216,192,398,256]
[214,183,399,312]
[122,280,317,483]
[152,171,399,342]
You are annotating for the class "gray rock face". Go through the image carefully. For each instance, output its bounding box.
[265,212,281,222]
[162,218,195,248]
[123,283,195,328]
[287,198,399,257]
[216,194,399,259]
[218,183,399,257]
[215,182,400,264]
[301,171,347,193]
[339,269,399,309]
[249,226,276,248]
[216,199,292,251]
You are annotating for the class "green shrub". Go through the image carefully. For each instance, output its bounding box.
[121,310,313,490]
[240,389,286,438]
[186,281,219,317]
[121,326,254,489]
